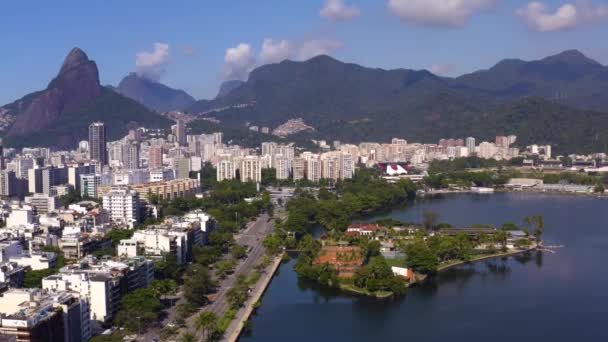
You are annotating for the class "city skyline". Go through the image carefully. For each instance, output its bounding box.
[3,0,608,104]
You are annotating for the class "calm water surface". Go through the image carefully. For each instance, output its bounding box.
[240,193,608,341]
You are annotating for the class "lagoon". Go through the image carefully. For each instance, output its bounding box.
[240,193,608,341]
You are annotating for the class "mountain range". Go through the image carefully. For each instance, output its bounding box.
[0,48,172,148]
[2,48,608,153]
[115,73,196,112]
[185,50,608,154]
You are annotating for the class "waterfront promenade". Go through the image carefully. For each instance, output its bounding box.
[223,253,283,342]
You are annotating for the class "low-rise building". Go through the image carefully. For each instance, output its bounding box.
[0,261,26,288]
[0,288,91,342]
[313,246,364,278]
[9,251,57,270]
[42,256,153,330]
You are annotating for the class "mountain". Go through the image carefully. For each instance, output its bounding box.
[116,73,196,112]
[1,48,172,148]
[185,50,608,153]
[455,49,608,110]
[216,80,245,99]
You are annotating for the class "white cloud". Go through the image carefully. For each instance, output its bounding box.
[222,43,256,81]
[136,42,170,81]
[387,0,495,27]
[516,1,608,32]
[320,0,361,20]
[259,39,292,65]
[429,64,455,75]
[297,39,342,60]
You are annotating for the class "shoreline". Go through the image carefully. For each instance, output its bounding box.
[436,244,538,273]
[225,253,283,342]
[420,188,606,199]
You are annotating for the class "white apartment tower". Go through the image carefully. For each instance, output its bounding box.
[102,187,141,228]
[217,159,236,182]
[240,156,261,183]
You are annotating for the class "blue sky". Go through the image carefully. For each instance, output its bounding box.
[2,0,608,104]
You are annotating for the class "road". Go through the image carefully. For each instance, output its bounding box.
[178,213,274,341]
[140,190,293,342]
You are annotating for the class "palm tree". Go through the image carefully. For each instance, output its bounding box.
[524,215,545,242]
[195,311,218,340]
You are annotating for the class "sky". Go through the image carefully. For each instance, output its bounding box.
[2,0,608,105]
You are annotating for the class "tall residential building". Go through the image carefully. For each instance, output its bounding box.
[466,137,476,154]
[68,164,95,193]
[102,188,141,228]
[121,141,140,169]
[89,122,107,165]
[213,132,223,145]
[340,153,354,180]
[321,154,340,181]
[274,154,290,180]
[307,157,322,183]
[0,170,26,198]
[261,142,278,157]
[240,156,261,183]
[478,142,497,159]
[80,174,101,198]
[292,157,307,181]
[217,159,236,182]
[172,120,187,146]
[495,135,510,148]
[148,145,163,169]
[28,166,68,194]
[174,157,191,179]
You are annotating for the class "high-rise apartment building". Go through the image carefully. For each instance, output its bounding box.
[172,120,187,146]
[292,157,307,181]
[216,159,236,182]
[307,156,322,183]
[89,122,107,165]
[240,156,261,183]
[102,187,141,228]
[122,142,140,169]
[466,137,476,154]
[274,154,290,180]
[148,145,163,169]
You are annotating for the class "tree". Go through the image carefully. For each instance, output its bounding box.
[115,288,162,333]
[524,215,544,242]
[494,230,508,251]
[230,244,248,259]
[262,234,282,255]
[353,256,406,295]
[154,253,182,281]
[215,259,237,279]
[404,239,438,274]
[261,168,277,186]
[184,264,215,306]
[594,183,605,193]
[180,332,196,342]
[195,311,218,340]
[422,210,439,231]
[226,285,248,309]
[151,279,177,302]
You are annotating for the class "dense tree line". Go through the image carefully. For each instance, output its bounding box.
[282,168,418,235]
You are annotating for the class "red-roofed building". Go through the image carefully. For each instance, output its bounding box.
[346,224,383,237]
